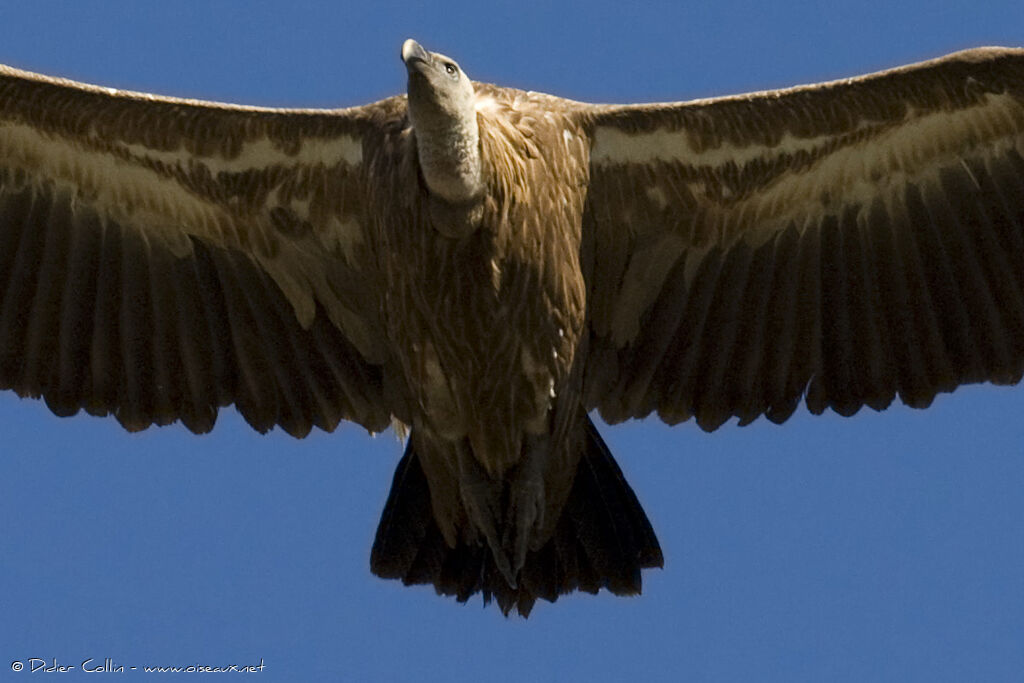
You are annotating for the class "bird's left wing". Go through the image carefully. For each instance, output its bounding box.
[578,47,1024,430]
[0,64,404,437]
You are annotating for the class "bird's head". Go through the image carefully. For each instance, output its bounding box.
[401,39,475,132]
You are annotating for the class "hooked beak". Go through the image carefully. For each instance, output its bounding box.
[401,39,431,70]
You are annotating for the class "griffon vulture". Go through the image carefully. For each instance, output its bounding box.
[0,39,1022,615]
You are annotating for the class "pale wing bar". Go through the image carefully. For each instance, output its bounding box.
[0,65,392,436]
[581,47,1024,430]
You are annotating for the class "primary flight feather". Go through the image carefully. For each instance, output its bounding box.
[0,40,1022,615]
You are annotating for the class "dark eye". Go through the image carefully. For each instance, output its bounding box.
[444,63,457,75]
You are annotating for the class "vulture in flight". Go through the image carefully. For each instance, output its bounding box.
[1,39,1023,616]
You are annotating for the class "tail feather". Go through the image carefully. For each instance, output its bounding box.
[369,443,433,577]
[370,417,663,616]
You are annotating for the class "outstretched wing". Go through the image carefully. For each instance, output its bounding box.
[579,47,1024,430]
[0,64,401,437]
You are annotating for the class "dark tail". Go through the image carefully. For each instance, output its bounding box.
[370,417,663,617]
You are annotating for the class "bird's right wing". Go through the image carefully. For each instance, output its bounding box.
[0,63,405,437]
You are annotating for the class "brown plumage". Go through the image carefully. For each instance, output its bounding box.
[0,41,1023,615]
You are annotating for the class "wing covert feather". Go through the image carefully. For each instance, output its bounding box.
[580,47,1024,429]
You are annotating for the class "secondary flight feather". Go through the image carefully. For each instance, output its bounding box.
[0,40,1021,615]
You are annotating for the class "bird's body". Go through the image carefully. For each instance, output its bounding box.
[1,40,1023,615]
[371,52,630,601]
[374,85,587,471]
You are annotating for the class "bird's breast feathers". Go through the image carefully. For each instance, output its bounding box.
[377,96,589,470]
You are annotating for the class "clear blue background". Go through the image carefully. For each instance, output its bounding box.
[1,2,1023,681]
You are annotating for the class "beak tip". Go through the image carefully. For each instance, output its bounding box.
[401,39,429,67]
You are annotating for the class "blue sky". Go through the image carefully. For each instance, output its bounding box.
[1,2,1023,681]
